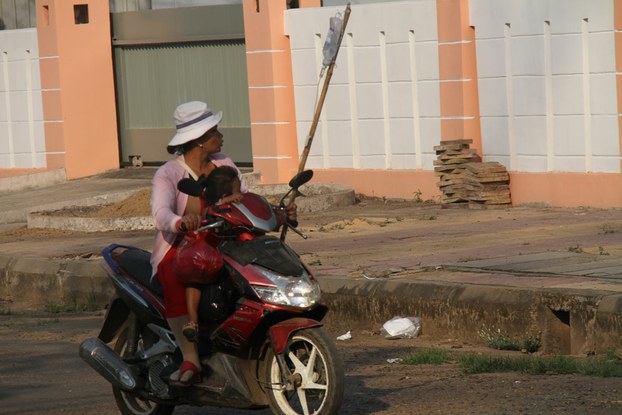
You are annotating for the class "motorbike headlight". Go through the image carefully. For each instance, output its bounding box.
[251,267,321,309]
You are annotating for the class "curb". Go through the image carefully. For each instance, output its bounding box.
[2,254,621,355]
[3,188,150,224]
[319,275,622,355]
[0,254,114,309]
[0,168,66,193]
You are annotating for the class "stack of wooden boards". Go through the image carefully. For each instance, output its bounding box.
[434,139,511,209]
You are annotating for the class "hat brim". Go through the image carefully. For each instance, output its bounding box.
[167,111,223,148]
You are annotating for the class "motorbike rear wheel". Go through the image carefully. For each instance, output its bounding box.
[265,327,344,415]
[112,328,175,415]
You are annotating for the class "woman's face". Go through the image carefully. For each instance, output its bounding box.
[200,127,224,154]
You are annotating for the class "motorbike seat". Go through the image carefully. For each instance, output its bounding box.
[117,248,164,298]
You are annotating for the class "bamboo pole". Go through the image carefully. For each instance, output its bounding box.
[296,3,351,175]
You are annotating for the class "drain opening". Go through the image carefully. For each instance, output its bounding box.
[547,308,571,354]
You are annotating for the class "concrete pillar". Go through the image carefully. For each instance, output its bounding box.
[435,0,482,157]
[242,0,320,184]
[36,0,119,179]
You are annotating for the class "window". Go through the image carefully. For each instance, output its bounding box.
[74,4,89,24]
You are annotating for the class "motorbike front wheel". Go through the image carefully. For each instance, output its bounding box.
[112,328,175,415]
[265,327,344,415]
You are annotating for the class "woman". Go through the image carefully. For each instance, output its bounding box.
[150,101,248,386]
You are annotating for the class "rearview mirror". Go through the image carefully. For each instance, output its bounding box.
[289,170,313,189]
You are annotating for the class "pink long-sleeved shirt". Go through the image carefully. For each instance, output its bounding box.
[149,153,247,277]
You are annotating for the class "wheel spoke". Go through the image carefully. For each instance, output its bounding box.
[288,346,327,392]
[296,388,311,415]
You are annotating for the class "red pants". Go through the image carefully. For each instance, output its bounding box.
[156,245,187,318]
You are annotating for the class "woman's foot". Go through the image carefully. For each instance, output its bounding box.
[182,321,199,343]
[169,361,201,387]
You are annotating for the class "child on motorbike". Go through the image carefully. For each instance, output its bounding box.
[180,166,242,342]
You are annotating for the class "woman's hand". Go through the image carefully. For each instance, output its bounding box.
[285,203,298,222]
[176,213,202,232]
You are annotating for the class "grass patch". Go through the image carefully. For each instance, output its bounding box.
[0,308,11,316]
[402,348,452,365]
[401,348,622,377]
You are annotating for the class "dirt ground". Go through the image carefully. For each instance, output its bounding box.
[3,191,622,413]
[1,312,621,415]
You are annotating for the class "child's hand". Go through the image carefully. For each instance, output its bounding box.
[221,192,243,204]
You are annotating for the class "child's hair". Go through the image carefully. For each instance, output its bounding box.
[204,166,239,204]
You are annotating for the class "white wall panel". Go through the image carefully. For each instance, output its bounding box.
[512,77,546,116]
[514,117,547,155]
[551,34,583,74]
[478,79,508,116]
[415,42,439,81]
[589,32,615,74]
[0,28,45,169]
[326,121,354,156]
[551,75,583,115]
[516,155,547,172]
[472,0,619,174]
[481,118,510,155]
[286,1,440,172]
[590,74,617,115]
[386,43,411,82]
[591,116,620,155]
[290,49,320,86]
[554,116,584,155]
[475,38,506,78]
[555,156,585,172]
[356,83,383,119]
[353,47,382,83]
[416,82,440,117]
[388,82,415,118]
[390,119,415,154]
[511,36,545,76]
[325,84,352,120]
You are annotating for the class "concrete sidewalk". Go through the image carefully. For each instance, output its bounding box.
[1,168,622,356]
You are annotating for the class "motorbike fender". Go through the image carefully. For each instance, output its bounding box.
[269,318,322,354]
[98,297,130,343]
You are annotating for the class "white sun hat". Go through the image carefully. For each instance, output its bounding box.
[168,101,223,148]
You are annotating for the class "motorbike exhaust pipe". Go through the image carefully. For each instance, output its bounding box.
[79,337,138,391]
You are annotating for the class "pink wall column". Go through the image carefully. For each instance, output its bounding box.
[242,0,320,184]
[435,0,482,156]
[36,0,119,179]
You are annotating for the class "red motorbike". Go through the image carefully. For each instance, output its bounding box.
[79,170,344,415]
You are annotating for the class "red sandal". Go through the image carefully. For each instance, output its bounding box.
[170,361,202,387]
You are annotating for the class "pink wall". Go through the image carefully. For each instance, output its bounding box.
[36,0,119,179]
[242,0,321,184]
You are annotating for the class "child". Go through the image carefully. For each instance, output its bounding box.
[182,166,242,342]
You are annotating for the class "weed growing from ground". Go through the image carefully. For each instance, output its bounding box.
[598,246,610,256]
[600,224,621,234]
[45,291,101,313]
[478,325,541,353]
[567,244,584,253]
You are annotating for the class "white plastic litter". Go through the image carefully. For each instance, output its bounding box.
[322,14,343,67]
[381,316,421,339]
[387,358,403,364]
[336,330,352,341]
